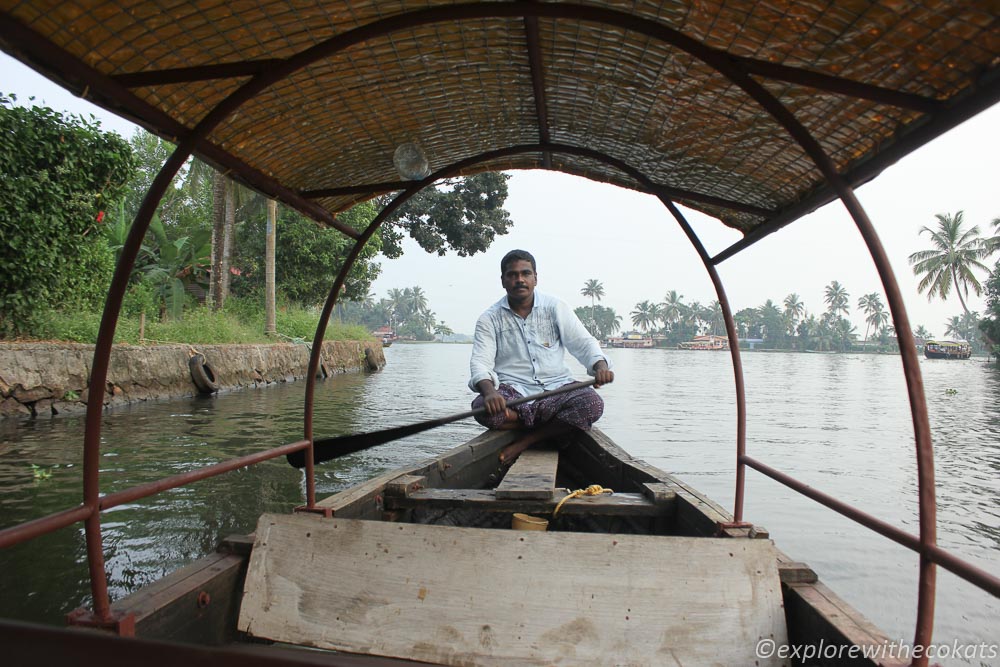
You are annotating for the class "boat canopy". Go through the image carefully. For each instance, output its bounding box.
[1,1,996,247]
[2,2,999,657]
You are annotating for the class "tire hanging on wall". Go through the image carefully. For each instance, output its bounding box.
[316,352,330,380]
[189,353,219,394]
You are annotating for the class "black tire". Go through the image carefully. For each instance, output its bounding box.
[316,353,330,379]
[189,353,219,394]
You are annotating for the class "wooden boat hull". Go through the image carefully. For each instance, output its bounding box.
[77,427,901,665]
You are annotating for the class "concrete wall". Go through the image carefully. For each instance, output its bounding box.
[0,341,385,419]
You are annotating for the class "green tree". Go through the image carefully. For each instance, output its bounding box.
[0,96,135,335]
[914,325,932,340]
[758,300,784,347]
[857,292,884,346]
[783,293,804,336]
[581,279,605,329]
[979,258,1000,359]
[824,281,850,318]
[908,211,990,316]
[630,301,660,333]
[576,304,621,341]
[379,173,512,258]
[232,201,381,306]
[660,290,685,333]
[141,215,212,319]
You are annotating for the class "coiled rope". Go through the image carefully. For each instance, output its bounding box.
[552,484,613,517]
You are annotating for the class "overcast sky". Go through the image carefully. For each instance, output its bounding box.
[5,52,998,337]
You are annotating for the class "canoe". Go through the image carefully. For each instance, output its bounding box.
[2,1,998,664]
[2,426,888,666]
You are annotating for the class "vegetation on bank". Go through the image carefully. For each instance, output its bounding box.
[576,209,1000,357]
[24,297,371,345]
[1,97,511,344]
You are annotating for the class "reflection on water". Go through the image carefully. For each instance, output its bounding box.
[1,344,997,664]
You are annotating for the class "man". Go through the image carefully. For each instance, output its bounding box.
[469,249,614,430]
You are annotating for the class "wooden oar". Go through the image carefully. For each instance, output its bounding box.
[287,378,597,469]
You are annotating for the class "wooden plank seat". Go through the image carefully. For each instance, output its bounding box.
[239,513,789,666]
[385,487,673,517]
[495,449,559,499]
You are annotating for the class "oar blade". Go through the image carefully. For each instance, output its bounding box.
[286,420,446,469]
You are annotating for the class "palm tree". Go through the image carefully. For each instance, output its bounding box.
[408,285,429,315]
[660,290,685,331]
[857,292,883,345]
[914,325,932,340]
[707,301,723,336]
[580,279,605,328]
[630,301,661,333]
[783,293,805,334]
[908,211,990,316]
[944,315,963,339]
[982,216,1000,255]
[824,281,850,318]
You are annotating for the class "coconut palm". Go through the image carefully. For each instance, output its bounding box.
[783,293,805,334]
[660,290,685,331]
[824,281,850,318]
[630,301,661,333]
[408,285,429,315]
[857,292,884,345]
[581,279,605,328]
[908,211,990,316]
[983,216,1000,254]
[944,315,963,339]
[914,325,932,340]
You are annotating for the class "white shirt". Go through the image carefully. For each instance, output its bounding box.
[469,291,611,398]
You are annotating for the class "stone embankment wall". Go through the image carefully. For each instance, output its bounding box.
[0,341,385,420]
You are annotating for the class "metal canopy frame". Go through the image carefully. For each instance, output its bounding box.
[1,3,999,665]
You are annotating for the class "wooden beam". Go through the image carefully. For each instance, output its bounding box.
[496,449,559,499]
[386,487,670,517]
[113,60,283,87]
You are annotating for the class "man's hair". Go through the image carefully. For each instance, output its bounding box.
[500,249,536,274]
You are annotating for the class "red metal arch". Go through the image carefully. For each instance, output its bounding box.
[69,4,940,657]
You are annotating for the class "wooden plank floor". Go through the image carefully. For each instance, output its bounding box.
[239,513,789,666]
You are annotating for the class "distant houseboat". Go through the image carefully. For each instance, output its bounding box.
[607,333,654,348]
[924,340,971,359]
[679,335,729,351]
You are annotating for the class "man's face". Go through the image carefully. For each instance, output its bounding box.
[501,259,537,304]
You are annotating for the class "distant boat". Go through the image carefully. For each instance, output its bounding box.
[606,333,654,348]
[924,340,970,359]
[381,336,393,348]
[678,335,728,351]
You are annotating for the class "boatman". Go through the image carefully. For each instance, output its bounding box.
[469,249,614,430]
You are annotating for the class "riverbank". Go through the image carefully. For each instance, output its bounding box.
[0,340,385,419]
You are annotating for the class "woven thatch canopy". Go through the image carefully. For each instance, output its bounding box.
[1,1,997,249]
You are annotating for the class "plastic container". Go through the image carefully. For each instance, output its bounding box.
[511,513,549,531]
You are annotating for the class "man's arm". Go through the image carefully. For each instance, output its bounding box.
[555,300,614,384]
[592,359,614,388]
[475,379,507,416]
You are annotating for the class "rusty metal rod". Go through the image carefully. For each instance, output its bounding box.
[0,505,92,550]
[742,455,997,598]
[99,441,309,511]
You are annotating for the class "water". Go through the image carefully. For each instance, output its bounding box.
[1,344,997,663]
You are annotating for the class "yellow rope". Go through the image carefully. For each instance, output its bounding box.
[552,484,613,517]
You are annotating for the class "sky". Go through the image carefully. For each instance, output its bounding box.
[4,52,999,338]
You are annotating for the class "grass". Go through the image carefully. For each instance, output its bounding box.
[16,300,375,345]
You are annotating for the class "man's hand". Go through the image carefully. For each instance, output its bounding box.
[593,360,614,388]
[476,380,508,416]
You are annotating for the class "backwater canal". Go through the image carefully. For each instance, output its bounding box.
[1,343,997,664]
